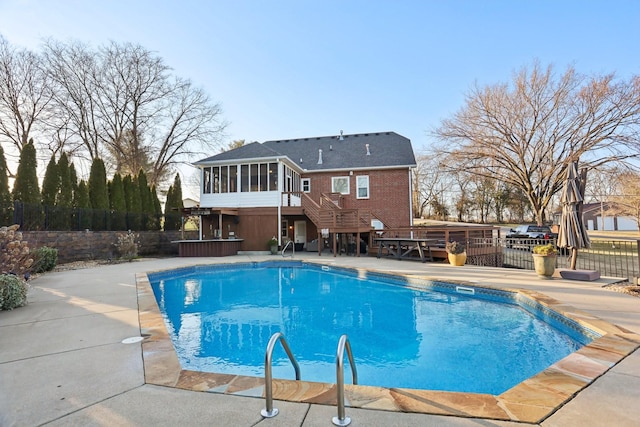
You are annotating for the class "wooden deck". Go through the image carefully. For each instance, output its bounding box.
[371,225,501,263]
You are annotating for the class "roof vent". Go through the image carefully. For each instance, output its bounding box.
[317,149,323,164]
[329,145,333,151]
[338,130,344,141]
[365,144,371,156]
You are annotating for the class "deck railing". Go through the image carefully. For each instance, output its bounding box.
[371,226,639,282]
[497,237,639,282]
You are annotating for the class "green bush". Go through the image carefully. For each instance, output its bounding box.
[31,246,58,273]
[0,274,27,310]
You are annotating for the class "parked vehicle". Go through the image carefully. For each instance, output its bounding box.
[506,224,557,249]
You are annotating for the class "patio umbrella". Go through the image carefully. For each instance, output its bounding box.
[557,160,590,269]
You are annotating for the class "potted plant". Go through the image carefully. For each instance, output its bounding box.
[446,241,466,266]
[268,237,278,255]
[532,243,557,278]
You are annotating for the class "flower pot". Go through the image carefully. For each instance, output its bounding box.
[532,253,556,278]
[448,252,467,266]
[270,245,278,255]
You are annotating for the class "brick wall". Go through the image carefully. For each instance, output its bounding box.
[305,168,412,228]
[21,230,199,263]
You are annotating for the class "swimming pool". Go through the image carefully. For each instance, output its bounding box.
[148,261,599,395]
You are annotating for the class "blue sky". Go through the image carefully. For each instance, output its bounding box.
[1,0,639,156]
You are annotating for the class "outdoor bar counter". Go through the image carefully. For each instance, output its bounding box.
[176,239,243,257]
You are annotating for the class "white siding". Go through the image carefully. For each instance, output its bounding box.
[200,191,280,208]
[597,216,639,231]
[617,217,639,231]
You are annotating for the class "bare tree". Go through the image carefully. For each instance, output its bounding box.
[97,42,171,177]
[607,170,640,233]
[434,61,640,225]
[43,39,103,160]
[585,165,624,203]
[451,171,473,222]
[147,78,226,187]
[470,175,496,223]
[492,182,511,223]
[42,39,226,186]
[0,35,53,165]
[412,153,448,218]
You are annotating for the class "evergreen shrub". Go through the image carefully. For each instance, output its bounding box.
[0,274,27,310]
[31,246,58,273]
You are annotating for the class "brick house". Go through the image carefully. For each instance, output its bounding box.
[189,131,417,254]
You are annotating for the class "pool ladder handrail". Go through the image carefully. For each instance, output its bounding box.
[261,332,301,418]
[333,334,358,426]
[282,240,294,257]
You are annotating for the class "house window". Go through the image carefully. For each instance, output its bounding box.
[269,163,278,191]
[229,165,237,192]
[302,178,311,193]
[284,166,300,192]
[220,166,228,193]
[203,167,212,194]
[241,165,249,192]
[250,164,259,191]
[332,176,350,195]
[356,175,369,199]
[212,166,220,193]
[259,163,268,191]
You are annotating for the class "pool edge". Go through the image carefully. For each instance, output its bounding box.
[135,261,640,424]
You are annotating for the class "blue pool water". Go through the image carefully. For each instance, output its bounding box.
[148,262,597,395]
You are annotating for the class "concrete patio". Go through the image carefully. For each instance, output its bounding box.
[1,254,639,426]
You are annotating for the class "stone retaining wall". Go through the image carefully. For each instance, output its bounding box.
[21,230,199,263]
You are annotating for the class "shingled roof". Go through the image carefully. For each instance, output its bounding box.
[194,141,280,163]
[195,131,416,171]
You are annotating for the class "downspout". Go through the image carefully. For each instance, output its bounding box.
[408,167,414,238]
[199,166,203,241]
[277,162,282,246]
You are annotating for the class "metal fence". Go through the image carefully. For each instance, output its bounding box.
[468,237,639,283]
[2,201,182,232]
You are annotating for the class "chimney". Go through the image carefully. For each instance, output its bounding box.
[339,130,344,141]
[365,143,371,156]
[317,149,323,164]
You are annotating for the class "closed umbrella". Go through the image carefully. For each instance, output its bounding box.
[557,161,590,269]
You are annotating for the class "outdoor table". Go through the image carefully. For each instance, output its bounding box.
[374,237,438,262]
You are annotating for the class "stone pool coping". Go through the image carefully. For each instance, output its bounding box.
[135,260,640,424]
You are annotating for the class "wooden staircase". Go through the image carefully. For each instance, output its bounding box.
[301,193,375,234]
